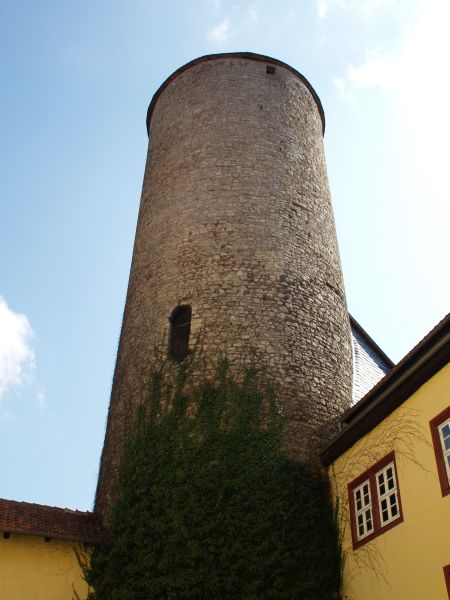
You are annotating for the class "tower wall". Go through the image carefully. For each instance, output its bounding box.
[96,54,353,521]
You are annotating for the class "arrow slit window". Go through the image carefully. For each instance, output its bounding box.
[169,305,191,362]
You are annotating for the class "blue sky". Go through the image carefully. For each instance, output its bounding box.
[1,0,449,511]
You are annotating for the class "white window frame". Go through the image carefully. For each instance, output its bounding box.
[438,418,450,485]
[376,462,400,526]
[349,452,403,549]
[353,479,374,540]
[430,407,450,497]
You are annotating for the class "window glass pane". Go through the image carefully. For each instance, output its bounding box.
[352,457,402,545]
[353,480,373,540]
[376,462,400,526]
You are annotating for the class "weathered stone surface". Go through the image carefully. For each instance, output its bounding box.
[95,54,353,522]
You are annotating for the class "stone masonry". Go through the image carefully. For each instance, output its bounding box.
[95,53,353,523]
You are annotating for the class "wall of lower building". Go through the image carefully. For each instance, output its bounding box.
[330,362,450,600]
[0,533,88,600]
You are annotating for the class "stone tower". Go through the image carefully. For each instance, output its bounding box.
[95,53,353,522]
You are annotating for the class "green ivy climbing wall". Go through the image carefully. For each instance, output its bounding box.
[84,358,341,600]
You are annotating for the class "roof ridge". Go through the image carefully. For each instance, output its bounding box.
[0,497,94,515]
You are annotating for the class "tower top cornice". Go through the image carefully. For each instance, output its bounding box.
[146,52,325,135]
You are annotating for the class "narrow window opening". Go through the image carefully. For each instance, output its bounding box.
[169,305,191,362]
[266,65,276,74]
[3,532,10,539]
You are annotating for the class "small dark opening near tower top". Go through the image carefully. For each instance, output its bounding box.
[266,65,276,74]
[169,305,191,362]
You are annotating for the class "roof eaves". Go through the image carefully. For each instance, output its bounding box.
[3,527,100,544]
[0,499,105,544]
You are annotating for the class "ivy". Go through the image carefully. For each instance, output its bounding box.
[84,357,341,599]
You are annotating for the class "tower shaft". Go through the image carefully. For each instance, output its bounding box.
[96,53,352,522]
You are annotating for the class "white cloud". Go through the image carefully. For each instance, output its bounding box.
[333,46,401,104]
[0,296,35,400]
[333,75,357,105]
[335,0,450,146]
[334,0,450,276]
[317,0,329,18]
[248,5,259,24]
[207,17,232,44]
[36,390,46,412]
[281,10,295,24]
[318,0,401,20]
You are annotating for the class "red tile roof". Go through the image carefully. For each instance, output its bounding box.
[0,498,105,543]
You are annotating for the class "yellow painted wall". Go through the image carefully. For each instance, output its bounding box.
[330,362,450,600]
[0,533,89,600]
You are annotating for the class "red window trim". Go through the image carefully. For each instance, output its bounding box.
[444,564,450,599]
[430,406,450,497]
[348,451,404,550]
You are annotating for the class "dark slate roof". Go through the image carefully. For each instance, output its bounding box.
[0,498,105,543]
[350,315,394,404]
[322,312,450,465]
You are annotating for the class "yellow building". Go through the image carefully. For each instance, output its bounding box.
[322,313,450,600]
[0,499,103,600]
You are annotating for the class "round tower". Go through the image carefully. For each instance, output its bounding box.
[95,53,353,521]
